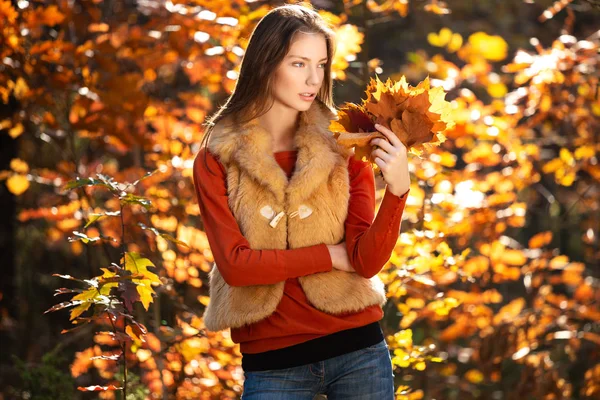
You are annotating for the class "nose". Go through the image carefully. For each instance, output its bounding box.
[306,65,321,87]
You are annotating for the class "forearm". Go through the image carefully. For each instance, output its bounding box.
[346,186,409,279]
[213,241,333,287]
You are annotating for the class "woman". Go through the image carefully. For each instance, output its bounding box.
[193,3,410,399]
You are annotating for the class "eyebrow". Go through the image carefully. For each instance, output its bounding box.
[287,55,329,61]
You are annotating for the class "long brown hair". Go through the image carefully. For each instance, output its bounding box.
[199,3,337,176]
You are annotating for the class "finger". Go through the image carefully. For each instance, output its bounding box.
[374,156,387,171]
[376,123,400,140]
[374,124,393,140]
[370,136,395,154]
[372,147,393,163]
[375,124,406,151]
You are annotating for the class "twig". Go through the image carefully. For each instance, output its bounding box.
[153,296,168,400]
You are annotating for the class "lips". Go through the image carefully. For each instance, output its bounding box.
[299,93,316,101]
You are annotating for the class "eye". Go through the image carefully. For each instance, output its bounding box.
[292,61,328,68]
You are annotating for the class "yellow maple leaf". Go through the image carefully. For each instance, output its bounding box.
[98,268,118,295]
[68,268,117,320]
[70,288,98,321]
[124,252,161,310]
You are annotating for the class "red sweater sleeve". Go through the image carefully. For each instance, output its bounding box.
[192,147,333,287]
[344,158,409,279]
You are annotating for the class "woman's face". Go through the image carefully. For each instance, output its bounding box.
[271,32,328,112]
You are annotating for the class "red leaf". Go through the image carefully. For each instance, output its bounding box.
[44,301,76,314]
[95,330,132,343]
[52,274,84,282]
[118,280,140,312]
[77,385,122,391]
[90,351,123,361]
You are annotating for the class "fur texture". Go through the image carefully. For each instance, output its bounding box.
[202,99,387,332]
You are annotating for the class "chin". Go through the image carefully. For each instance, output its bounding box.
[297,100,314,110]
[277,97,314,112]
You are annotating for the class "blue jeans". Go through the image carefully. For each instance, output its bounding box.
[241,339,395,399]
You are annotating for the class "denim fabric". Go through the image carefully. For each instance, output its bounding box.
[241,339,395,399]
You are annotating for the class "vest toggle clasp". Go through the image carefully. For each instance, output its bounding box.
[260,205,275,219]
[269,211,286,228]
[260,204,313,228]
[289,204,313,220]
[260,205,285,228]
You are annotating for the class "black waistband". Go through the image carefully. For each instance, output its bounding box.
[241,321,384,372]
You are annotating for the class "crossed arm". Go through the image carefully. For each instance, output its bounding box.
[192,148,409,287]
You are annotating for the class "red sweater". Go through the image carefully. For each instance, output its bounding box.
[193,147,409,354]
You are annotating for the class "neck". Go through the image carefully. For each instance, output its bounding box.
[258,102,301,151]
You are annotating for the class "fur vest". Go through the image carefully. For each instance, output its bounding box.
[202,99,387,332]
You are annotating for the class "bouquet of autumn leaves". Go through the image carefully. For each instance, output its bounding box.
[330,75,453,174]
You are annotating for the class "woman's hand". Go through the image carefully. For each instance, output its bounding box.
[327,242,355,273]
[370,124,410,197]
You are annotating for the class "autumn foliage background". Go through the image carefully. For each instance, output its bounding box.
[0,0,599,399]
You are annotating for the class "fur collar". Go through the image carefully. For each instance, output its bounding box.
[207,99,351,205]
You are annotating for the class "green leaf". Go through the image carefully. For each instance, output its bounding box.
[130,169,157,186]
[84,211,120,228]
[68,231,117,244]
[159,233,188,248]
[63,174,124,195]
[120,194,152,210]
[138,222,189,248]
[68,231,100,244]
[94,173,122,193]
[63,177,108,191]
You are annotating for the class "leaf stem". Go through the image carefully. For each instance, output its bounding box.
[118,202,128,398]
[106,311,127,398]
[120,202,126,267]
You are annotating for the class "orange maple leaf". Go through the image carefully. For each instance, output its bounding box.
[331,75,451,173]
